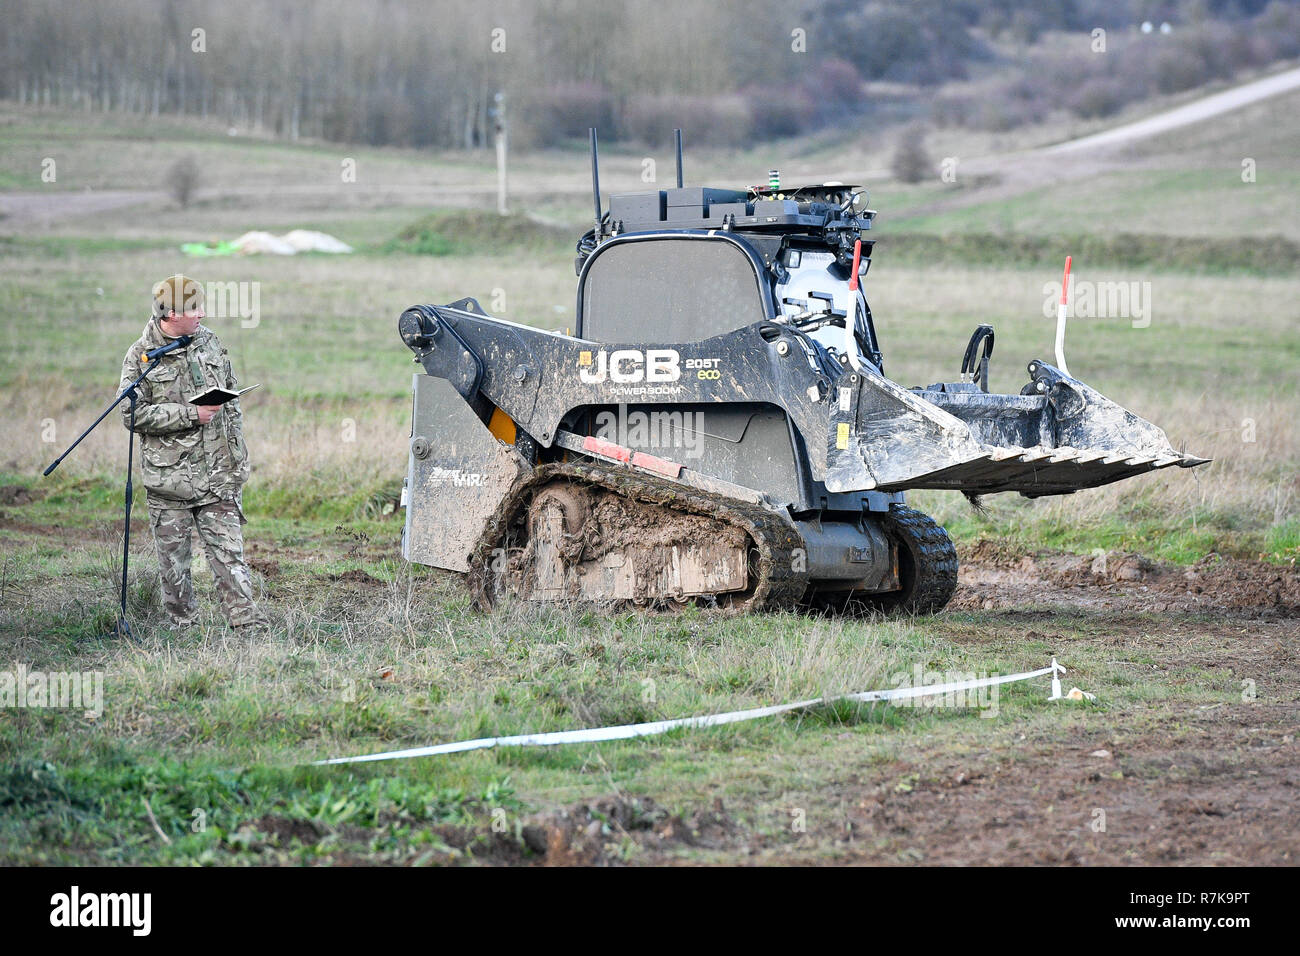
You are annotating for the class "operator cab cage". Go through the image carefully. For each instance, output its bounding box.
[575,183,881,366]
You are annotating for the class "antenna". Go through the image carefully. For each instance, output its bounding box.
[674,128,684,188]
[589,128,602,239]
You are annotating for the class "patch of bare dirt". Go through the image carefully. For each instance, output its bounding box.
[0,514,147,543]
[327,568,384,586]
[801,700,1300,865]
[241,796,747,865]
[249,557,281,578]
[244,815,323,848]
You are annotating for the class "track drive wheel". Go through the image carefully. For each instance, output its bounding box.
[812,505,958,617]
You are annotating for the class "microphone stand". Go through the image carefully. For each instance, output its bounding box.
[43,359,167,640]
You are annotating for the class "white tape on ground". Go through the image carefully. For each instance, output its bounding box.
[314,660,1064,766]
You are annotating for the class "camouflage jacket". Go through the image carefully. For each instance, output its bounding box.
[119,321,250,504]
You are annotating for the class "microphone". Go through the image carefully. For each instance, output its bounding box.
[143,334,192,363]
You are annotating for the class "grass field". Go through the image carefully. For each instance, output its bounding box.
[2,101,1297,865]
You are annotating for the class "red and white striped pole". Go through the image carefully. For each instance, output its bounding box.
[845,238,864,371]
[1055,255,1072,376]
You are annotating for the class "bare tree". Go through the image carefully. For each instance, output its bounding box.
[3,0,1293,150]
[166,155,201,208]
[891,123,932,184]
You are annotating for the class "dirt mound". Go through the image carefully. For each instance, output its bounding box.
[387,210,570,257]
[249,557,281,578]
[1176,554,1300,610]
[519,795,742,865]
[956,542,1300,617]
[0,485,45,506]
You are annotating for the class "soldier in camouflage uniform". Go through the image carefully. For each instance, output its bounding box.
[120,275,267,630]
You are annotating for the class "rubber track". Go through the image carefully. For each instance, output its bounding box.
[466,461,810,613]
[878,504,958,614]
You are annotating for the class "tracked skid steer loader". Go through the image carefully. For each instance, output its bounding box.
[396,132,1206,615]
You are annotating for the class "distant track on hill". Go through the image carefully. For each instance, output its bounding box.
[1043,66,1300,154]
[886,65,1300,222]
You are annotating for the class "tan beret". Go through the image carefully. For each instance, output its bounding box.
[152,274,204,319]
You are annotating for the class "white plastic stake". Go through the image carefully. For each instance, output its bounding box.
[1049,657,1066,701]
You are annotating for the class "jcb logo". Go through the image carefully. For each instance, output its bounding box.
[579,348,680,384]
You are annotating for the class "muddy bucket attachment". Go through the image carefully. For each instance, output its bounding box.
[401,375,531,571]
[829,360,1208,497]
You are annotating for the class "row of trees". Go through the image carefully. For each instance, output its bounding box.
[933,1,1300,132]
[2,0,1295,149]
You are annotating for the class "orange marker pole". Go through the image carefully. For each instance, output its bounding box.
[1055,255,1072,376]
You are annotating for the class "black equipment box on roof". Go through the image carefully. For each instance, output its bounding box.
[609,187,840,233]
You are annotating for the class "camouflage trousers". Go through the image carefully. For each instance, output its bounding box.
[147,496,265,627]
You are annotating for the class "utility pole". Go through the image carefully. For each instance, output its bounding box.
[493,91,508,216]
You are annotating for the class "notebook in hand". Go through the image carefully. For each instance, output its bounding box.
[187,384,260,406]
